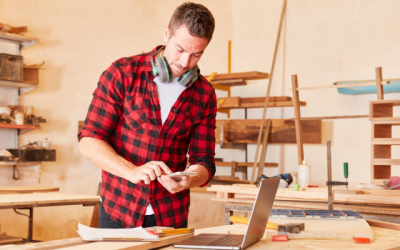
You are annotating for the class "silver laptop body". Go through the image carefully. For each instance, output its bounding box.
[173,177,280,249]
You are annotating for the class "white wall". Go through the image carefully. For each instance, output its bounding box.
[0,0,399,240]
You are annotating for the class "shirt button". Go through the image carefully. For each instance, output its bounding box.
[172,108,176,113]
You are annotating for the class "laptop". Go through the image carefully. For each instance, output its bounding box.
[173,177,280,249]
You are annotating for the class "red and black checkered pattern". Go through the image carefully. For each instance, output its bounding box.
[78,46,216,228]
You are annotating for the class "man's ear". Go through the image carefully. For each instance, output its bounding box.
[163,25,170,42]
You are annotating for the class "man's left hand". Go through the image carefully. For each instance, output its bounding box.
[157,165,199,193]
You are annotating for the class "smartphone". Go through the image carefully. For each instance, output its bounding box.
[168,172,198,182]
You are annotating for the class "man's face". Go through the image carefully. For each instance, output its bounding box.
[163,25,208,77]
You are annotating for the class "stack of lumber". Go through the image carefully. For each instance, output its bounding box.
[207,184,400,217]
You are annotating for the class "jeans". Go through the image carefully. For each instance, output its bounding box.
[98,203,188,228]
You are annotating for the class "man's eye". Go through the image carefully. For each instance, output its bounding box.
[193,54,200,58]
[177,49,183,53]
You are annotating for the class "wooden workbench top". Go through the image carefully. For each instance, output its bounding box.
[0,192,100,209]
[0,186,59,194]
[3,223,400,250]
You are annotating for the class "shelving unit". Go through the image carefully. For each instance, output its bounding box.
[370,99,400,185]
[205,70,313,182]
[0,30,45,181]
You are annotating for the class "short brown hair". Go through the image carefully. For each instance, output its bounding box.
[168,2,215,43]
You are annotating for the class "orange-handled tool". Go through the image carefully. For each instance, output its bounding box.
[229,215,279,230]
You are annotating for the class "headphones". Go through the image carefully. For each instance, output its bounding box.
[150,46,199,87]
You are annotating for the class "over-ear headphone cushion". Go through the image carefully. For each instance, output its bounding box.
[178,64,199,87]
[154,56,172,83]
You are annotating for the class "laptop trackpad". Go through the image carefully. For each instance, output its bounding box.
[175,234,226,246]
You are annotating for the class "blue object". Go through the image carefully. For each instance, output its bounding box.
[337,79,400,95]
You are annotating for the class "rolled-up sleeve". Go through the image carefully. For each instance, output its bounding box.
[78,62,124,142]
[188,90,217,187]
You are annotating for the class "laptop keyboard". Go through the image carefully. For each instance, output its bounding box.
[204,234,244,247]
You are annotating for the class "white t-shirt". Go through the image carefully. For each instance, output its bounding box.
[145,75,188,215]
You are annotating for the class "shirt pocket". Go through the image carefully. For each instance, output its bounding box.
[123,96,151,132]
[175,106,201,142]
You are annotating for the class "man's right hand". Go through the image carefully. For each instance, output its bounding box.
[128,161,172,184]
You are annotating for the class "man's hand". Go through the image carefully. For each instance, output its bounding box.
[157,165,199,193]
[128,161,172,185]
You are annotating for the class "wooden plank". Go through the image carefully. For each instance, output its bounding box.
[0,193,100,209]
[0,186,59,194]
[188,191,225,229]
[15,224,400,250]
[300,115,369,120]
[212,79,247,86]
[215,161,277,167]
[216,97,306,109]
[212,177,250,184]
[376,67,384,100]
[204,71,269,81]
[252,120,271,183]
[0,124,40,130]
[366,219,400,231]
[215,119,321,144]
[292,75,304,165]
[217,97,240,107]
[207,185,400,206]
[297,80,390,91]
[241,96,292,102]
[372,159,400,165]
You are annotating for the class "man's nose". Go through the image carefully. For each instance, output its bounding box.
[180,53,190,68]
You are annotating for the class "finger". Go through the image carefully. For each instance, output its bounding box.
[179,176,191,188]
[142,167,156,181]
[185,165,198,172]
[147,164,162,177]
[159,176,176,194]
[163,175,179,190]
[155,161,172,174]
[141,174,151,185]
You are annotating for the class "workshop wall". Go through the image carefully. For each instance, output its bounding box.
[0,0,399,241]
[0,0,232,241]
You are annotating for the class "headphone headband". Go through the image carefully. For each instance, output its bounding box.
[151,46,199,87]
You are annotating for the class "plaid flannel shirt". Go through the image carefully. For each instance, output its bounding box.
[78,45,216,228]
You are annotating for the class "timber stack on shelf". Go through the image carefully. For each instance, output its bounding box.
[204,70,314,183]
[0,24,51,181]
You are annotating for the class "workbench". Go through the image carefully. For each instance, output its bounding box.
[2,223,400,249]
[0,192,100,243]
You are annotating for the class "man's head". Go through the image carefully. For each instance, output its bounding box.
[163,2,215,77]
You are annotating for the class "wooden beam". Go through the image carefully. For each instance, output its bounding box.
[204,71,269,81]
[292,75,304,165]
[299,115,369,120]
[215,119,321,144]
[215,161,278,167]
[296,80,390,91]
[256,120,271,183]
[212,79,246,87]
[376,67,384,100]
[366,219,400,231]
[252,0,287,188]
[216,97,306,109]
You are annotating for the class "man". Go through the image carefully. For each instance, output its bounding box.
[78,2,216,229]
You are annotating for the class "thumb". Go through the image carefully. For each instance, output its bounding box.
[185,165,198,172]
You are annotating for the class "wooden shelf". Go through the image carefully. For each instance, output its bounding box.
[205,71,269,81]
[215,161,278,167]
[217,97,306,110]
[372,159,400,165]
[0,161,41,166]
[372,138,400,145]
[0,123,40,131]
[0,79,38,94]
[0,32,38,49]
